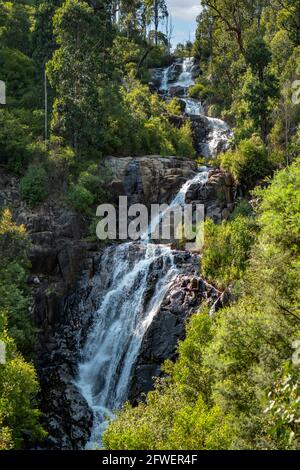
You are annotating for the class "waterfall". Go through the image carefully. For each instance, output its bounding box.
[159,57,231,157]
[75,169,208,450]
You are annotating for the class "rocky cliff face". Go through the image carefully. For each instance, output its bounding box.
[105,155,197,205]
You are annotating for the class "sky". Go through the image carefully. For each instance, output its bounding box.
[165,0,202,47]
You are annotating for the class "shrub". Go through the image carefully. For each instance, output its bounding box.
[78,164,111,205]
[66,184,94,213]
[0,310,46,449]
[19,166,48,207]
[176,122,196,157]
[188,82,214,101]
[219,135,272,188]
[0,110,32,173]
[201,215,256,289]
[0,209,34,356]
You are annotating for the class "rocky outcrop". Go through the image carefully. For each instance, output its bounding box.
[38,256,104,449]
[129,274,227,403]
[189,115,210,154]
[186,168,236,223]
[105,156,197,205]
[168,85,186,97]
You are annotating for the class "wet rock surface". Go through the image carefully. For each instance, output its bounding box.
[129,274,223,403]
[185,168,236,223]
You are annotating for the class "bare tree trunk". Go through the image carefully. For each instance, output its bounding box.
[154,0,159,46]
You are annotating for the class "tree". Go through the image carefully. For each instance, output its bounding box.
[243,37,279,139]
[0,1,32,55]
[145,0,168,46]
[47,0,114,156]
[202,0,257,54]
[32,0,64,66]
[0,210,45,449]
[0,309,45,449]
[276,0,300,46]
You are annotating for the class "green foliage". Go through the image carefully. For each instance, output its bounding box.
[0,310,45,449]
[188,82,214,101]
[20,166,49,207]
[78,164,111,205]
[0,211,44,449]
[0,110,34,173]
[66,184,94,214]
[0,47,39,109]
[0,1,33,55]
[277,0,300,46]
[264,363,300,449]
[104,315,234,450]
[47,0,115,155]
[219,135,272,187]
[99,79,195,158]
[201,214,256,289]
[0,209,34,356]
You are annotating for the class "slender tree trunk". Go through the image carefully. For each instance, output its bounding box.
[154,0,159,46]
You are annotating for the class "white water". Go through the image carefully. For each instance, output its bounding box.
[202,117,232,158]
[160,57,231,157]
[76,169,208,450]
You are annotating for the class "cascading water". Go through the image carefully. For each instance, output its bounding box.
[160,57,232,157]
[75,169,208,449]
[75,58,230,449]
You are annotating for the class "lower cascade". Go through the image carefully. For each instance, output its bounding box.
[75,169,208,449]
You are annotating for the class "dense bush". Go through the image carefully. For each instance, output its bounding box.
[0,210,44,449]
[66,184,94,214]
[219,135,273,188]
[0,110,33,173]
[201,214,256,289]
[0,209,34,355]
[20,166,49,207]
[78,164,111,205]
[188,82,214,101]
[0,309,45,449]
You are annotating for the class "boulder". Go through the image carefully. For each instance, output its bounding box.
[169,85,186,97]
[129,274,223,404]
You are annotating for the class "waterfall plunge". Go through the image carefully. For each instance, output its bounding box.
[75,170,208,449]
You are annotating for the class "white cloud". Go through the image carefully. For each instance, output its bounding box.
[166,0,202,21]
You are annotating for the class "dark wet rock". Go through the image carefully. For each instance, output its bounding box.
[128,275,225,403]
[149,68,164,89]
[191,64,201,79]
[185,169,236,224]
[169,85,186,97]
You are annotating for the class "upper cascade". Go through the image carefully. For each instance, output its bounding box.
[157,57,232,157]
